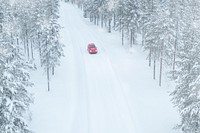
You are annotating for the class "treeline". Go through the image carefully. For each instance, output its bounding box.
[0,0,63,132]
[69,0,200,132]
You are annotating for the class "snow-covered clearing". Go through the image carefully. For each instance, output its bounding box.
[29,2,180,133]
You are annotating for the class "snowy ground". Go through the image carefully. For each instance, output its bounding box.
[29,2,181,133]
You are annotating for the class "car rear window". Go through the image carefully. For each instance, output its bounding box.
[88,45,96,48]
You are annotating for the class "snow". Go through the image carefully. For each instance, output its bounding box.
[29,2,181,133]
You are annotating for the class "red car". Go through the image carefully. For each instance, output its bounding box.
[87,43,98,54]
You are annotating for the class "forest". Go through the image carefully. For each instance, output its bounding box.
[1,0,200,133]
[76,0,200,132]
[0,0,63,132]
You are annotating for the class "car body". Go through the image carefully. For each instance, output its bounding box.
[87,43,98,54]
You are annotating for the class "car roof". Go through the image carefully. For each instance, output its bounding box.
[88,43,95,46]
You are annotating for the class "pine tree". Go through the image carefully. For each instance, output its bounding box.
[144,0,176,85]
[0,38,33,133]
[40,0,64,91]
[170,0,200,132]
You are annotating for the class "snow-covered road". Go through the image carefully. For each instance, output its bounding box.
[59,3,136,133]
[30,2,180,133]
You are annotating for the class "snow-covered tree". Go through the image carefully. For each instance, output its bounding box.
[0,0,64,132]
[78,0,200,132]
[0,34,33,133]
[40,0,64,91]
[171,27,200,133]
[11,0,36,60]
[144,0,176,85]
[171,1,200,132]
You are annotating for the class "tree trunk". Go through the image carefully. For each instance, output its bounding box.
[10,33,13,45]
[173,19,179,77]
[108,18,111,33]
[90,14,92,22]
[153,57,156,80]
[38,33,42,66]
[83,11,87,18]
[142,30,145,46]
[31,40,34,60]
[94,15,96,25]
[101,14,103,28]
[52,67,54,75]
[172,51,176,77]
[105,19,107,28]
[120,19,122,32]
[122,29,124,46]
[26,29,29,60]
[113,13,116,30]
[97,14,99,26]
[46,39,50,91]
[149,48,152,67]
[159,56,163,86]
[47,67,50,91]
[27,43,29,60]
[17,37,19,53]
[159,41,164,86]
[24,38,26,54]
[130,29,134,47]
